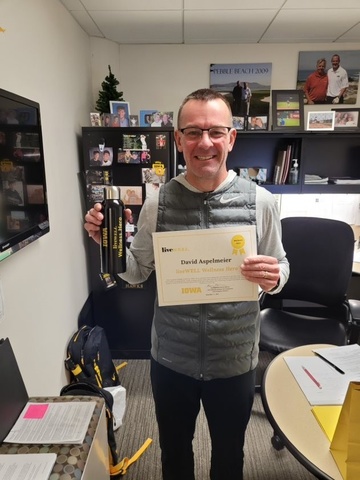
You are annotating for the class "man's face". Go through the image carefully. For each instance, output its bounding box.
[317,61,326,75]
[175,99,236,189]
[331,56,340,71]
[118,109,125,118]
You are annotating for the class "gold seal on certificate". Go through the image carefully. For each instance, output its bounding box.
[152,226,258,306]
[231,235,246,255]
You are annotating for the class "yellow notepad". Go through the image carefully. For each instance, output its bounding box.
[311,405,342,441]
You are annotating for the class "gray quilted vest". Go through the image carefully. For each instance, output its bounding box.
[151,175,260,380]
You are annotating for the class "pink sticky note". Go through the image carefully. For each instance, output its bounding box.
[24,403,49,419]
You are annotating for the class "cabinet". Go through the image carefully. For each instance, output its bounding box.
[1,397,109,479]
[176,131,360,194]
[80,127,175,358]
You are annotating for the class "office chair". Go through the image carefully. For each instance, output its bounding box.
[260,216,360,353]
[258,216,360,450]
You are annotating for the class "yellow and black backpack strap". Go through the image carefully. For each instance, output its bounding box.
[110,438,153,477]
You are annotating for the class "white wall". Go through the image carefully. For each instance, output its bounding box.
[0,0,93,395]
[91,42,360,120]
[90,40,360,226]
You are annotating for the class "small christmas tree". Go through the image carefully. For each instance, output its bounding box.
[95,65,124,114]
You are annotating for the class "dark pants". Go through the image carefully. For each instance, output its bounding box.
[150,358,256,480]
[326,95,344,104]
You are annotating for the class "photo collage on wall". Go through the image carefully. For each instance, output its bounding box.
[84,127,171,289]
[0,130,46,236]
[90,102,174,130]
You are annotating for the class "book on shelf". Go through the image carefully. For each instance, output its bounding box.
[280,144,292,184]
[329,177,360,185]
[273,141,299,185]
[304,174,329,184]
[273,150,286,184]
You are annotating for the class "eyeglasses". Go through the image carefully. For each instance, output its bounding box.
[179,126,232,141]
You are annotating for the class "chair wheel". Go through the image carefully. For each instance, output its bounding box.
[271,434,284,450]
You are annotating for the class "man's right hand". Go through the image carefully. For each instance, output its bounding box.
[84,203,103,245]
[84,203,133,245]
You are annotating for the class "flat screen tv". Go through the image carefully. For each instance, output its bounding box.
[0,88,49,261]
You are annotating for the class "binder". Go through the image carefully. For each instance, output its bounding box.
[0,338,29,443]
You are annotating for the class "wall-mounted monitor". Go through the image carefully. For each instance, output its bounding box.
[0,88,49,261]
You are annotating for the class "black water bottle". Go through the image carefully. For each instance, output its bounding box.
[100,186,126,275]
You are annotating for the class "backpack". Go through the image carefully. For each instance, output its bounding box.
[63,325,152,477]
[64,324,120,388]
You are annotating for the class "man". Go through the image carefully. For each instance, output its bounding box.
[4,180,23,206]
[89,149,100,166]
[326,54,349,104]
[101,149,112,166]
[161,112,173,127]
[84,89,289,480]
[117,106,129,127]
[232,80,243,115]
[151,112,162,127]
[303,58,328,104]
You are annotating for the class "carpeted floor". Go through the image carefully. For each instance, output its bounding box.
[114,354,317,480]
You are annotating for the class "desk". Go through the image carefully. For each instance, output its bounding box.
[0,396,109,480]
[261,344,342,480]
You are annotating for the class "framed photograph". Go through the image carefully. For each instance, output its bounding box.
[109,114,120,127]
[210,63,272,118]
[297,50,360,105]
[247,115,268,131]
[139,110,174,127]
[109,101,130,127]
[119,186,143,206]
[101,113,111,127]
[26,185,45,204]
[90,112,101,126]
[332,108,360,130]
[140,110,157,127]
[272,90,304,131]
[306,111,335,131]
[129,115,139,127]
[238,167,267,184]
[232,116,245,130]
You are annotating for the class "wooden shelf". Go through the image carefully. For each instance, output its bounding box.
[226,130,360,194]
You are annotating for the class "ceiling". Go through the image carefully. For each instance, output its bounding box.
[59,0,360,45]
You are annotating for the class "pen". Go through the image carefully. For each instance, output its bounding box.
[302,366,322,389]
[313,352,345,374]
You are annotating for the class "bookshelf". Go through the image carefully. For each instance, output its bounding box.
[223,131,360,195]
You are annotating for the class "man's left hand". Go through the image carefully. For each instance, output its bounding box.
[241,255,280,292]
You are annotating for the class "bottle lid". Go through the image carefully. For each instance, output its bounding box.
[104,186,120,200]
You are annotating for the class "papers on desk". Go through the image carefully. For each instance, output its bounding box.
[4,401,96,444]
[285,345,360,406]
[312,344,360,379]
[0,453,56,480]
[284,356,351,405]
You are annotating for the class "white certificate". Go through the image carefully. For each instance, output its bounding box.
[153,226,258,306]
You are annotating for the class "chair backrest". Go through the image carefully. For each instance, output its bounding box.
[275,216,355,306]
